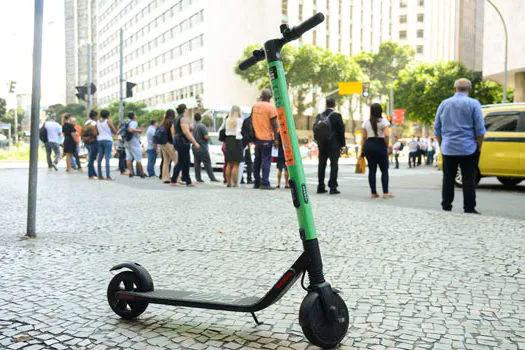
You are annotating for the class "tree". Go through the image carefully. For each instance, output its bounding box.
[1,107,25,136]
[0,98,6,119]
[46,104,65,118]
[105,101,147,126]
[140,110,165,126]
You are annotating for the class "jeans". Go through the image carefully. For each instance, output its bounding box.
[97,140,113,178]
[253,140,273,186]
[364,138,389,194]
[118,149,126,173]
[172,138,191,184]
[442,151,479,212]
[146,149,157,177]
[45,142,60,168]
[409,152,417,168]
[193,147,217,182]
[394,153,399,169]
[426,151,435,165]
[86,142,98,177]
[318,140,340,189]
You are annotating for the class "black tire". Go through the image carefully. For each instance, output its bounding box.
[454,166,481,188]
[299,291,349,349]
[107,271,149,319]
[497,177,523,187]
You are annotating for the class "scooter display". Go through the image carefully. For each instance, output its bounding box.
[107,12,349,348]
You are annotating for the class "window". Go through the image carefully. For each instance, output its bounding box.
[399,30,407,39]
[416,45,423,54]
[485,113,520,132]
[400,15,407,23]
[417,29,424,38]
[419,0,424,5]
[417,13,424,22]
[400,0,407,8]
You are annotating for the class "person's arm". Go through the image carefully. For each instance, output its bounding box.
[108,120,118,135]
[383,123,390,148]
[360,129,367,157]
[337,114,346,148]
[270,117,279,146]
[129,124,143,134]
[181,117,200,148]
[473,101,486,151]
[434,102,444,146]
[202,126,210,141]
[170,123,175,139]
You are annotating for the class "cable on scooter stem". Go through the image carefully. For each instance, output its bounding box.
[238,12,325,71]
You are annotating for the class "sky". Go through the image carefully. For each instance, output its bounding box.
[0,0,66,108]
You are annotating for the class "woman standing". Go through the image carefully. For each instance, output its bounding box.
[171,104,200,186]
[159,109,178,184]
[61,113,78,173]
[96,110,117,180]
[221,105,244,187]
[361,103,394,199]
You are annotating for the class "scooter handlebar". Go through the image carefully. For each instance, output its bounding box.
[238,49,265,71]
[292,12,325,38]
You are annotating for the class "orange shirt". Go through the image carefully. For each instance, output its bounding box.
[251,101,277,141]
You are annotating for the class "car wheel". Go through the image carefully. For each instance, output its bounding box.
[454,166,481,188]
[497,177,523,187]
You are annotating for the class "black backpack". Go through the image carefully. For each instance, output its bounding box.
[313,111,334,142]
[120,121,133,141]
[398,142,404,151]
[39,123,48,143]
[153,125,168,145]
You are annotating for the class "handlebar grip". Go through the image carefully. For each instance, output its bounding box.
[292,12,325,37]
[238,49,265,71]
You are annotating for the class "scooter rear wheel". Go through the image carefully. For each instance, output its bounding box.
[299,291,349,348]
[107,271,149,319]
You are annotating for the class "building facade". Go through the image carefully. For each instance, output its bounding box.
[64,0,98,105]
[483,0,525,101]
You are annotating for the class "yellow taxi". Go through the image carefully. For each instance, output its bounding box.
[438,103,525,187]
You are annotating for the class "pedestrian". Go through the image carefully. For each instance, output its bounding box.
[158,109,178,184]
[43,115,62,171]
[71,121,83,170]
[96,109,117,180]
[146,120,158,177]
[82,110,99,179]
[115,134,127,175]
[393,136,403,169]
[434,78,486,214]
[251,89,279,190]
[276,133,289,188]
[361,103,394,199]
[125,112,146,178]
[426,138,436,165]
[314,97,345,195]
[241,111,254,184]
[171,104,200,186]
[61,113,79,173]
[417,137,426,166]
[408,136,418,168]
[192,113,218,183]
[221,105,244,187]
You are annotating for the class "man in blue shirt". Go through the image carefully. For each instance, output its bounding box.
[434,78,486,214]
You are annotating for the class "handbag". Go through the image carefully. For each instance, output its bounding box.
[219,128,226,142]
[355,156,366,174]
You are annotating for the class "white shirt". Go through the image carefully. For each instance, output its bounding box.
[362,118,390,138]
[393,141,402,154]
[222,117,243,140]
[97,119,113,141]
[44,120,62,143]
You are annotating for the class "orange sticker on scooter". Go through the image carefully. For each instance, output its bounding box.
[276,107,295,167]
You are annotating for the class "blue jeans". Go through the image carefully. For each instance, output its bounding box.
[86,142,98,177]
[172,138,191,184]
[146,149,157,177]
[253,140,273,186]
[97,140,113,178]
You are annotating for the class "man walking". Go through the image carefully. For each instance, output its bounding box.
[146,120,158,177]
[125,112,146,178]
[192,113,218,183]
[408,136,418,168]
[315,98,345,195]
[434,78,486,214]
[393,136,402,169]
[252,89,279,190]
[44,116,62,171]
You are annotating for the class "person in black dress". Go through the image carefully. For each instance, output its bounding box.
[61,113,79,172]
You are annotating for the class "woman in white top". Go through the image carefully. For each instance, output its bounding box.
[360,103,394,199]
[96,110,117,180]
[220,105,244,187]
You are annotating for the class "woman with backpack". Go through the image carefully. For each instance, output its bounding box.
[360,103,394,199]
[83,110,99,179]
[158,109,178,184]
[96,110,117,180]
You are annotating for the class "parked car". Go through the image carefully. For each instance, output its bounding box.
[438,102,525,187]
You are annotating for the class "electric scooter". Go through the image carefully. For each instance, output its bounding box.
[107,12,349,348]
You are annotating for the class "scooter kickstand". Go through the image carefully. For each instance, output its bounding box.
[251,312,264,326]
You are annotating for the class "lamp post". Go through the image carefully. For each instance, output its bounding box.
[486,0,508,103]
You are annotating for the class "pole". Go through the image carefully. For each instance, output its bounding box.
[14,98,18,144]
[486,0,508,103]
[87,44,92,116]
[26,0,44,239]
[389,87,395,141]
[119,29,124,123]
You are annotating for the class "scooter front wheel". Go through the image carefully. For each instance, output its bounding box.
[107,271,149,319]
[299,291,349,348]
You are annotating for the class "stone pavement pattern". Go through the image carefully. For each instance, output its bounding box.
[0,169,524,349]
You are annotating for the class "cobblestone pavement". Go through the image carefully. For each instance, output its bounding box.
[1,168,524,350]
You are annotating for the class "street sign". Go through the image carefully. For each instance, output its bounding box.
[393,109,406,124]
[338,82,363,95]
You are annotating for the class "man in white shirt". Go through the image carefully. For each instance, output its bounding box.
[145,120,158,177]
[417,137,427,166]
[44,116,62,171]
[408,136,418,168]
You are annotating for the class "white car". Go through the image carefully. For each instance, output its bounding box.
[190,132,224,171]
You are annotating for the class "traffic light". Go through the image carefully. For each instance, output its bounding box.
[362,82,370,98]
[8,80,16,93]
[76,85,87,101]
[126,82,136,98]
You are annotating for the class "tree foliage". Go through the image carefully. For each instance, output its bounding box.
[0,98,6,118]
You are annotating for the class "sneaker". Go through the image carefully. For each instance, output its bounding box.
[210,179,219,182]
[260,184,275,190]
[247,179,253,184]
[253,183,261,189]
[465,209,481,215]
[105,176,114,181]
[329,188,340,195]
[197,180,205,183]
[52,164,58,171]
[317,187,328,194]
